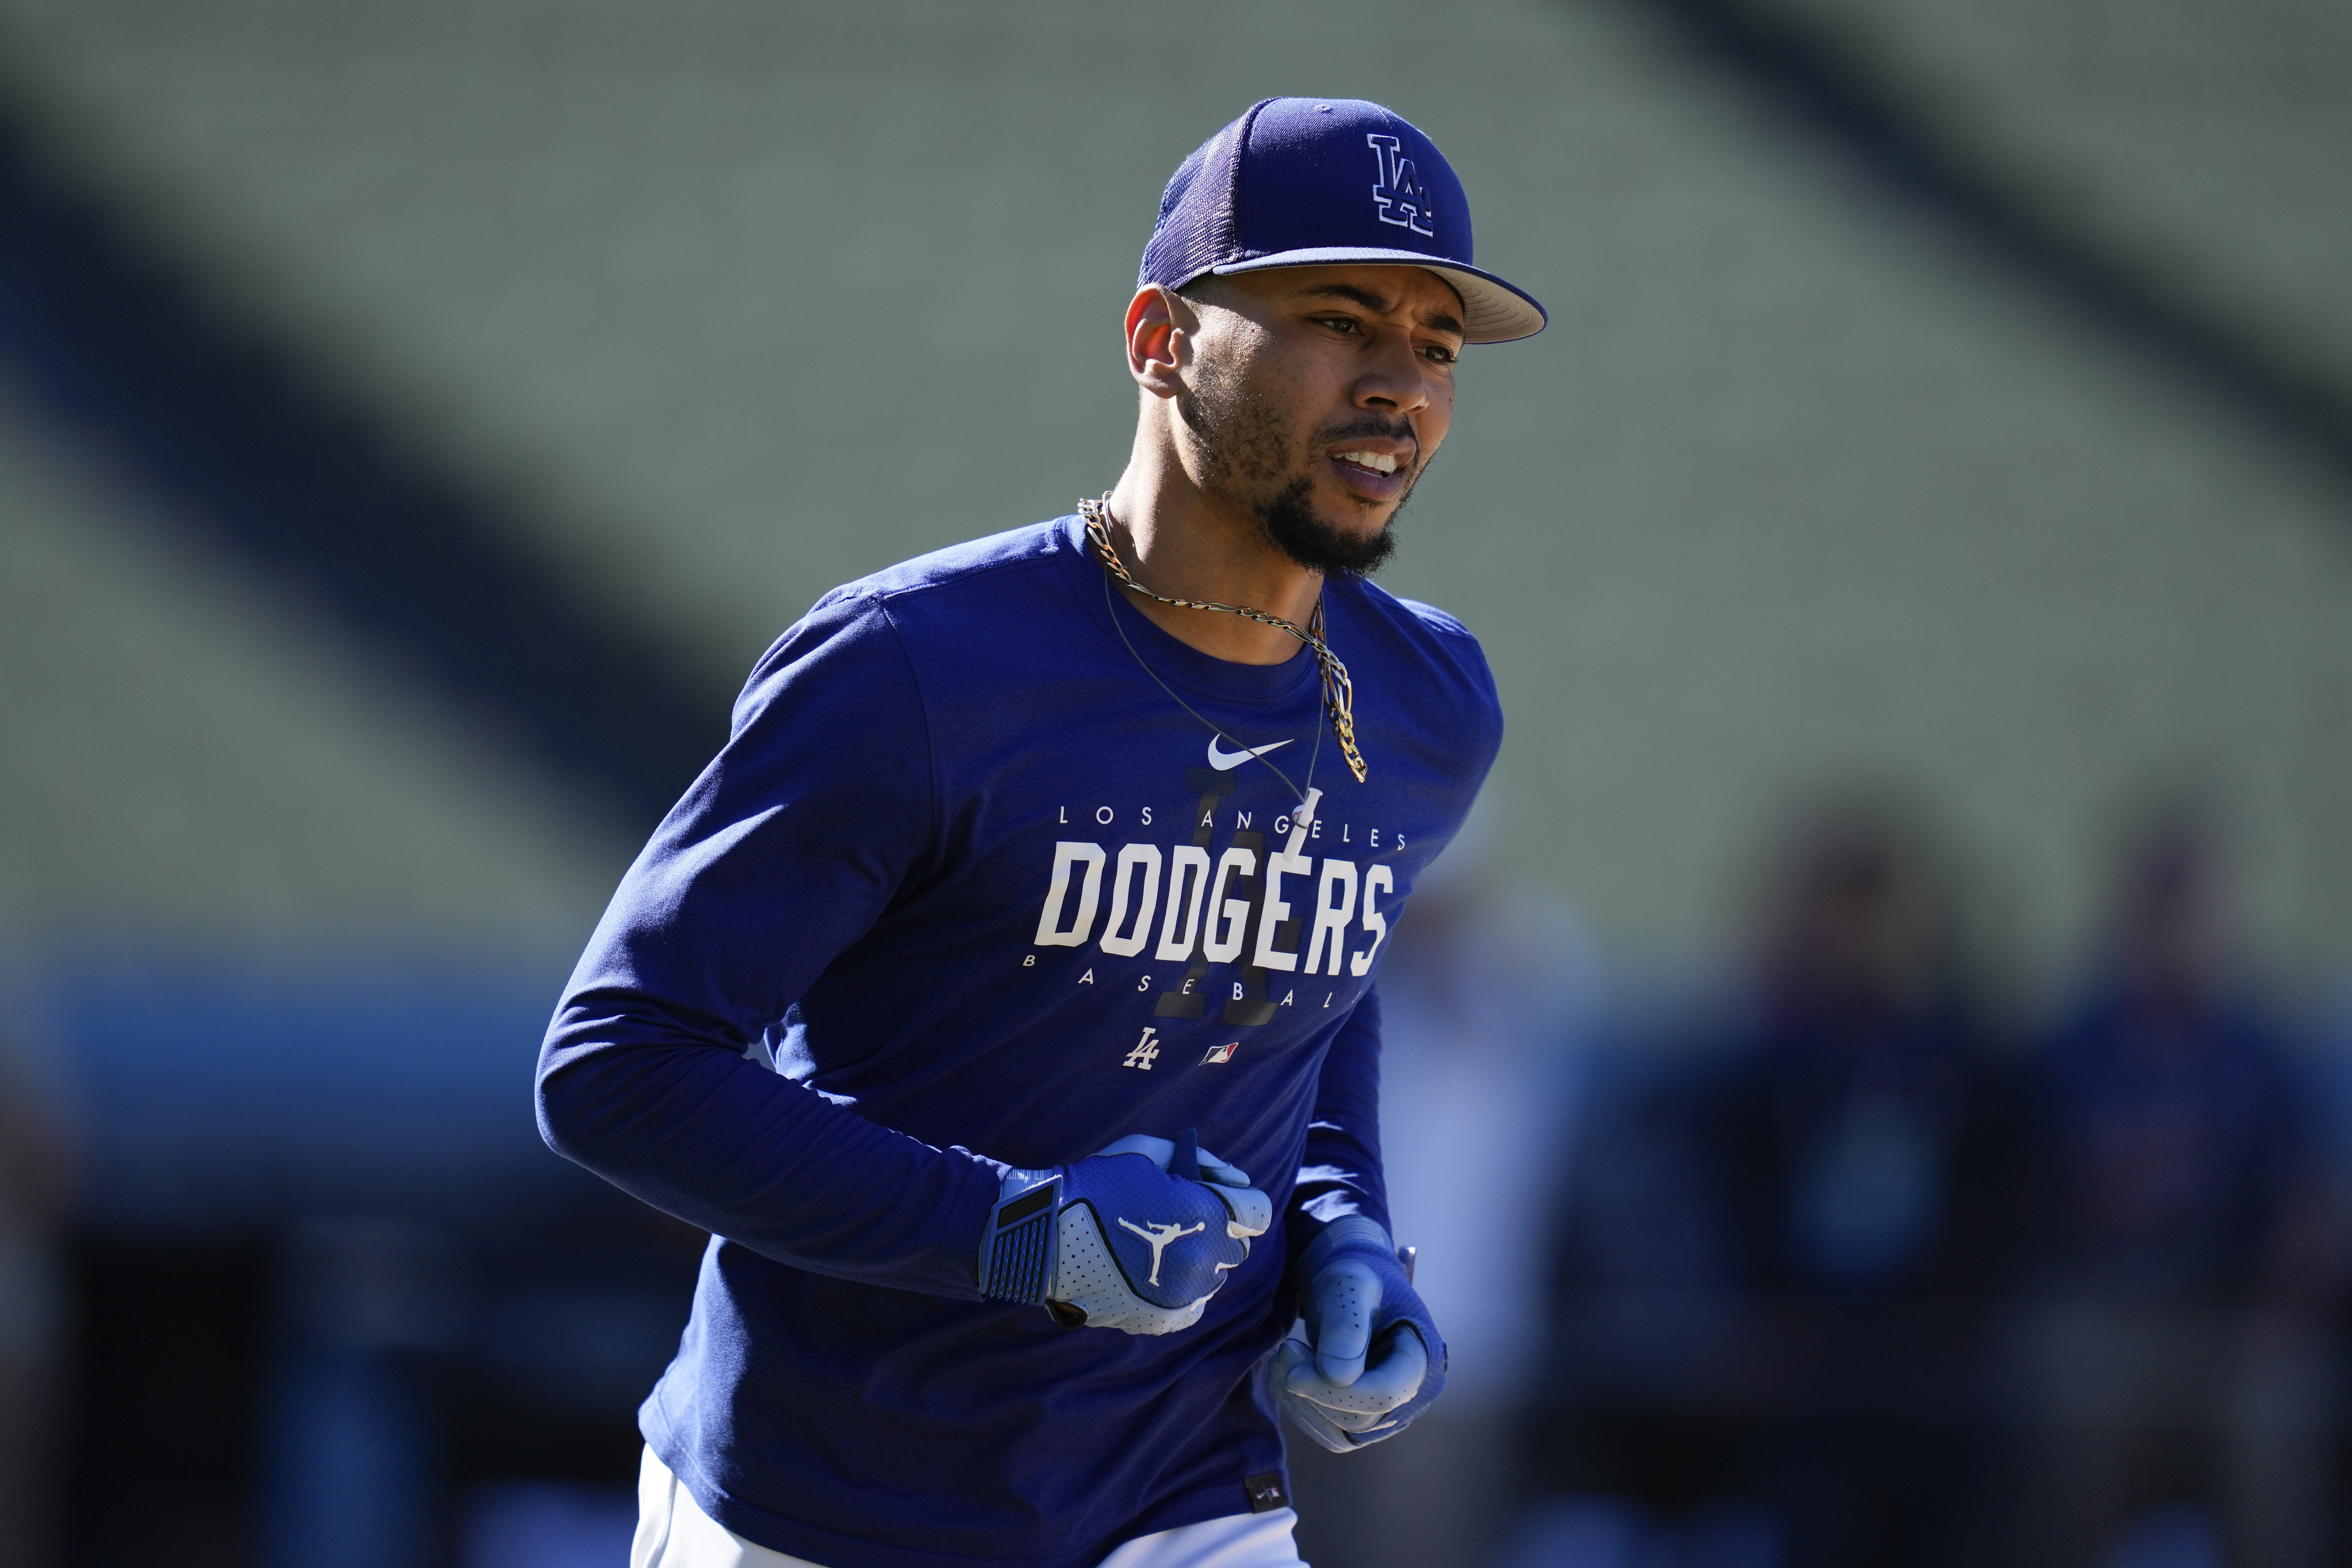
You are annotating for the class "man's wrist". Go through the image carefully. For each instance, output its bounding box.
[977,1167,1062,1303]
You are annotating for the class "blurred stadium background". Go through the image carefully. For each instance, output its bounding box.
[0,1,2348,1565]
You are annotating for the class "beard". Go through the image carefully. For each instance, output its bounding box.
[1176,356,1418,579]
[1259,476,1398,578]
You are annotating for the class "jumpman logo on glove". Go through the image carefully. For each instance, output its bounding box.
[978,1130,1273,1333]
[1117,1218,1204,1285]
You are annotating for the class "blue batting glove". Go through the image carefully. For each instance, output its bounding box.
[978,1130,1273,1335]
[1270,1216,1446,1451]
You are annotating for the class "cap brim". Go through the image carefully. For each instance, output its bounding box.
[1208,247,1547,343]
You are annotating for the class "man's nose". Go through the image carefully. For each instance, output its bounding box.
[1352,339,1435,415]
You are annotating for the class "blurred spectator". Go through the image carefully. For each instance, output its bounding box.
[2021,811,2338,1568]
[1517,794,2029,1568]
[0,1026,72,1568]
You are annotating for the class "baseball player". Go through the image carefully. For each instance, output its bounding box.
[538,96,1545,1568]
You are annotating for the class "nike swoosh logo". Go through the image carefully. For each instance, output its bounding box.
[1207,737,1292,771]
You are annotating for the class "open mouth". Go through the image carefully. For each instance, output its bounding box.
[1328,444,1413,501]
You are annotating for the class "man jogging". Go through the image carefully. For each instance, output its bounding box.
[538,96,1545,1568]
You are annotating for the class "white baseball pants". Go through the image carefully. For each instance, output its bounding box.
[632,1448,1308,1568]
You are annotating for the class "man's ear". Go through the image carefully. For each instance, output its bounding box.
[1126,285,1196,400]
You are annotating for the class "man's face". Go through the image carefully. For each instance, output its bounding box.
[1173,265,1464,577]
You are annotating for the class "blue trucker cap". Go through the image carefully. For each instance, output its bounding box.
[1140,97,1546,344]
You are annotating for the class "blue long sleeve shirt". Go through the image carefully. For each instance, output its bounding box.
[537,515,1501,1568]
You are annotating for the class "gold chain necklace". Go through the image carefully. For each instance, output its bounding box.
[1080,494,1367,784]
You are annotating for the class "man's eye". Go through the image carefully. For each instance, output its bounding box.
[1423,344,1459,365]
[1318,316,1360,335]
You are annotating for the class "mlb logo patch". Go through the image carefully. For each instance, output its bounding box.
[1202,1042,1237,1065]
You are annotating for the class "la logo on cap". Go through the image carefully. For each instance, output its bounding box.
[1366,135,1434,237]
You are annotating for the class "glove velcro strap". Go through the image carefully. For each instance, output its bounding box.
[979,1172,1062,1303]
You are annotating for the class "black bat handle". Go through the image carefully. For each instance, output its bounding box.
[1171,1126,1199,1183]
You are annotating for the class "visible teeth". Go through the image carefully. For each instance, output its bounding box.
[1337,451,1399,474]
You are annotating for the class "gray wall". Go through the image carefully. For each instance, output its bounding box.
[2,0,2347,976]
